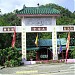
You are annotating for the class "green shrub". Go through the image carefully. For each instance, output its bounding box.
[70,48,75,58]
[27,50,36,61]
[0,47,22,67]
[4,61,11,67]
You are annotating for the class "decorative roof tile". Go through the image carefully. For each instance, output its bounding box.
[17,7,60,16]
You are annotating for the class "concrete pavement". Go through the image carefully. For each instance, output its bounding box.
[0,63,75,75]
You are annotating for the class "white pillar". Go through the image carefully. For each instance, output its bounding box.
[51,17,56,25]
[52,26,58,60]
[21,17,26,60]
[22,27,26,60]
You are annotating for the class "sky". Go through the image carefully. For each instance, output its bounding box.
[0,0,75,14]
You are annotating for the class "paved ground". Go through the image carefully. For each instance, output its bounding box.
[0,63,75,75]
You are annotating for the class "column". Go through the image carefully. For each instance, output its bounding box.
[22,27,26,60]
[52,26,58,60]
[51,17,56,25]
[21,17,26,60]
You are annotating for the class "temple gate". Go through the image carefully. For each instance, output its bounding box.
[0,6,75,61]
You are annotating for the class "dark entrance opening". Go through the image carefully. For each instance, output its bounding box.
[39,47,52,60]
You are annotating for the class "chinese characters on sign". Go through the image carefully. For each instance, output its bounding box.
[63,27,74,31]
[31,27,47,31]
[3,27,14,31]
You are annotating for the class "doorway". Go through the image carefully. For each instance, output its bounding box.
[39,47,52,60]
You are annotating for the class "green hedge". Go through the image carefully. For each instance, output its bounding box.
[0,47,22,67]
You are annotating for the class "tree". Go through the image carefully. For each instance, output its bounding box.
[0,12,21,26]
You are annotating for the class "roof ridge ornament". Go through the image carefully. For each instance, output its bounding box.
[0,9,2,16]
[37,3,39,7]
[23,4,26,9]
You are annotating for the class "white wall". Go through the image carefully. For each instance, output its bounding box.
[22,17,56,26]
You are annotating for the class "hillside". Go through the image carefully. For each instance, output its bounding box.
[40,3,75,25]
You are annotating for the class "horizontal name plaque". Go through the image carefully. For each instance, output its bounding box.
[31,27,47,31]
[3,27,14,31]
[63,27,74,31]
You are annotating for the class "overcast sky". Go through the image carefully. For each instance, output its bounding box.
[0,0,75,14]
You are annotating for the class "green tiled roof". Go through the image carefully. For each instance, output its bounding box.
[17,7,60,15]
[39,38,66,46]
